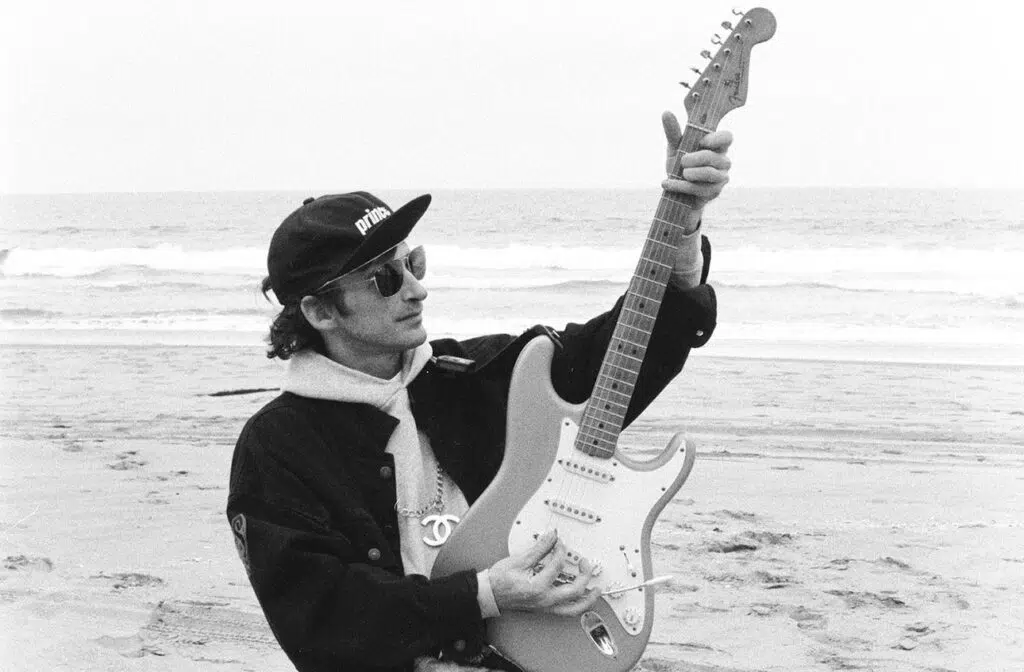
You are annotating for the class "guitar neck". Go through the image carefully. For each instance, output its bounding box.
[574,124,712,459]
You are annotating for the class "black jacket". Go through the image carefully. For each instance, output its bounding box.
[227,245,716,672]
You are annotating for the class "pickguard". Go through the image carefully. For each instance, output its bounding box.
[507,417,692,635]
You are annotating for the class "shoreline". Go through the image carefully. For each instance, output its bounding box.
[3,333,1023,371]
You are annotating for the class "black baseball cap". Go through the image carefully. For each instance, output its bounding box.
[267,191,431,305]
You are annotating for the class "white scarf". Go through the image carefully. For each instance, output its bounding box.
[282,343,469,577]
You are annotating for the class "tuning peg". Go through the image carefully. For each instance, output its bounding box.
[711,33,722,45]
[732,7,745,16]
[690,67,701,75]
[679,81,690,89]
[721,21,733,30]
[700,49,712,59]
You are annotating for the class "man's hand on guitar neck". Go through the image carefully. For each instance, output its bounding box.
[487,529,602,617]
[661,110,733,235]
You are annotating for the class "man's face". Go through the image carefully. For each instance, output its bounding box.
[328,243,429,358]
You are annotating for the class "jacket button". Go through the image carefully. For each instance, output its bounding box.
[695,329,704,337]
[367,547,381,561]
[453,639,466,652]
[379,465,393,479]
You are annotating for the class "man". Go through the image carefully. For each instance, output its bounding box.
[227,113,732,672]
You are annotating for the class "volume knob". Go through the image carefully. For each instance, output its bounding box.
[623,607,641,627]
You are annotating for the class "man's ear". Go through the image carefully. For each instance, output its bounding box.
[299,295,337,331]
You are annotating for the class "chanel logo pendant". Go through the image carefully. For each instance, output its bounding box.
[421,514,460,547]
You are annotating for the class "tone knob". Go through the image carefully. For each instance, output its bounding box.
[623,607,641,627]
[604,582,625,600]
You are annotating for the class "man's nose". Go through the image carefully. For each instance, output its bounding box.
[402,270,428,301]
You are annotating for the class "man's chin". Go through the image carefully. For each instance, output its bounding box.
[403,325,428,348]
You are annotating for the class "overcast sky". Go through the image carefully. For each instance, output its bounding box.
[2,0,1022,193]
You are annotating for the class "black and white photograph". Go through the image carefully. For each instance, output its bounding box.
[2,1,1022,670]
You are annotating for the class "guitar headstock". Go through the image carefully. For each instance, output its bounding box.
[682,7,776,127]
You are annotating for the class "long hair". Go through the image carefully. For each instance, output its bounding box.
[261,277,327,360]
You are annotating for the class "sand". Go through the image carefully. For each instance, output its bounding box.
[2,345,1023,671]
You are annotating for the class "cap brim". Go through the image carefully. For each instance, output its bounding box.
[335,193,432,276]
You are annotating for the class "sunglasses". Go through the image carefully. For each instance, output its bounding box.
[316,245,426,298]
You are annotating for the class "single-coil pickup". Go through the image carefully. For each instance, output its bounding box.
[544,498,601,524]
[558,458,615,483]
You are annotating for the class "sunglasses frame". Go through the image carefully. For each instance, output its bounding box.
[314,245,425,298]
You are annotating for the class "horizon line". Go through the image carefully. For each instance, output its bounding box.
[4,185,1023,197]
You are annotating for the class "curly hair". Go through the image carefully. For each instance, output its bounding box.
[261,277,348,360]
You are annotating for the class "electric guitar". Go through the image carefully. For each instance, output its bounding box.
[432,9,776,671]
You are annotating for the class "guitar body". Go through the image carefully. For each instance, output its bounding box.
[432,336,696,672]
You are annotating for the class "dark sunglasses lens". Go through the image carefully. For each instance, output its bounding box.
[406,246,426,280]
[373,262,404,297]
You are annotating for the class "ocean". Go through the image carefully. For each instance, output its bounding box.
[1,188,1023,460]
[2,188,1023,365]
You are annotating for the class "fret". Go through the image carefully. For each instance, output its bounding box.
[593,382,635,398]
[621,305,660,320]
[637,258,672,269]
[586,397,629,411]
[599,362,642,378]
[613,323,654,340]
[607,333,648,348]
[647,233,679,248]
[577,425,620,441]
[602,350,644,365]
[651,215,688,230]
[582,409,627,426]
[579,446,616,459]
[629,274,670,291]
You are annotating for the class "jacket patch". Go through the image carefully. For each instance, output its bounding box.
[231,513,251,575]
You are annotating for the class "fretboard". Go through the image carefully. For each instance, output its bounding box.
[574,124,710,459]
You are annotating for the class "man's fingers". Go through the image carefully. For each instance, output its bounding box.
[535,539,567,584]
[698,130,733,153]
[517,529,558,568]
[547,584,602,616]
[677,150,732,172]
[662,176,729,199]
[662,110,683,152]
[677,166,730,184]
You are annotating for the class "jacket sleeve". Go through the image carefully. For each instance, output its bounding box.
[548,235,717,426]
[227,411,483,670]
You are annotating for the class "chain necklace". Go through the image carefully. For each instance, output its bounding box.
[395,464,459,547]
[395,463,446,518]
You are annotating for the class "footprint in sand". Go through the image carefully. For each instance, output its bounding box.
[91,572,164,591]
[4,555,54,572]
[108,451,148,470]
[789,606,827,629]
[825,589,908,609]
[753,570,795,589]
[712,509,761,522]
[706,530,795,554]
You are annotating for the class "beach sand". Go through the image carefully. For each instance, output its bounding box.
[2,345,1023,671]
